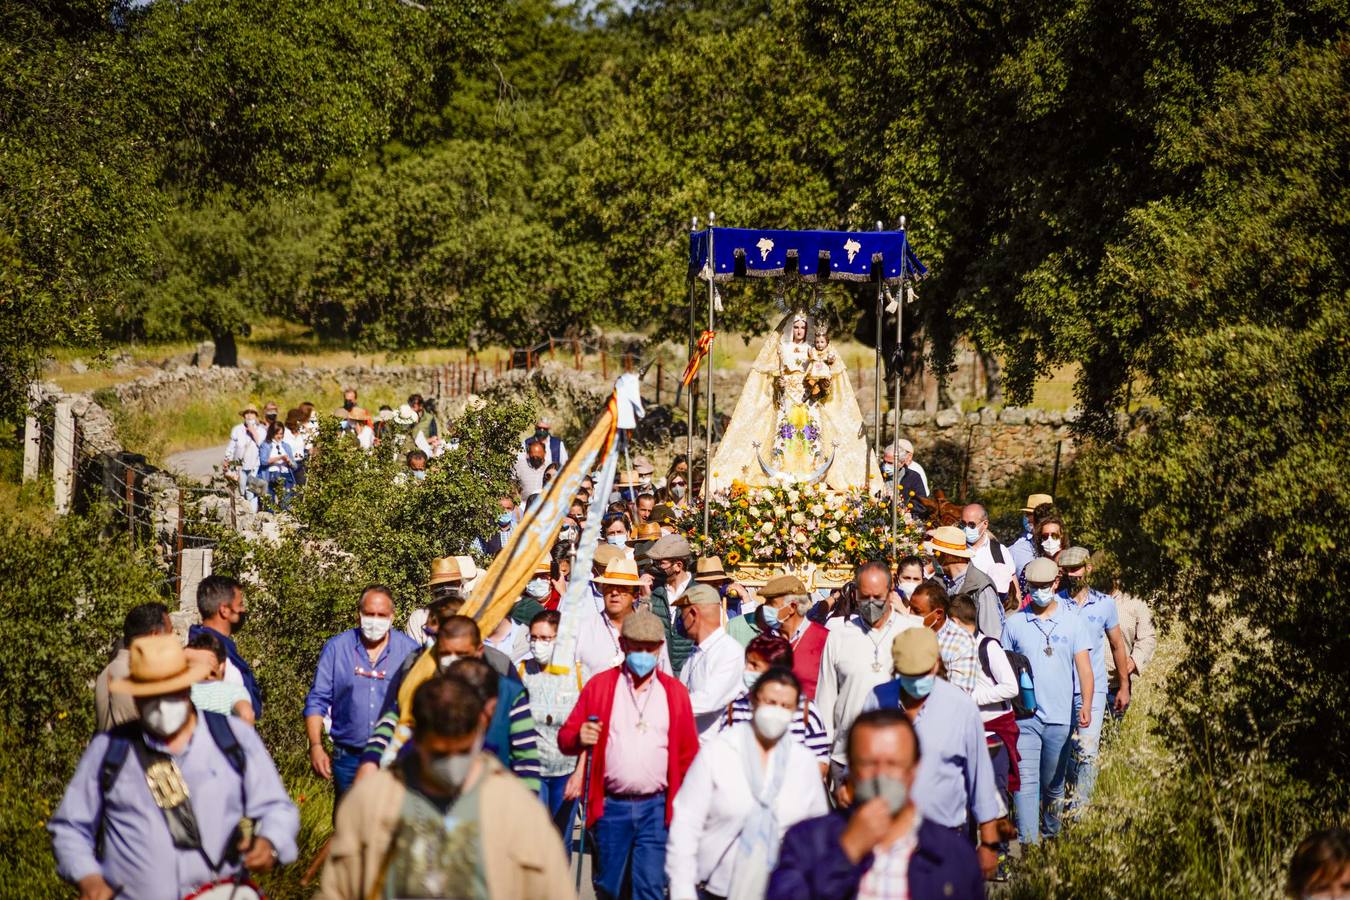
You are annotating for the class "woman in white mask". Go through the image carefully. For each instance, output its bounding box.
[516,610,587,853]
[666,667,829,900]
[1034,513,1067,563]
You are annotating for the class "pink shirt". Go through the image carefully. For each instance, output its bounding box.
[603,671,670,794]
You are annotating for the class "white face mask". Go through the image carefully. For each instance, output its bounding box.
[530,639,554,666]
[1041,536,1062,556]
[606,535,626,547]
[670,485,686,499]
[742,668,761,692]
[524,578,550,599]
[752,704,793,742]
[360,615,392,642]
[426,737,482,792]
[141,696,191,738]
[897,579,921,599]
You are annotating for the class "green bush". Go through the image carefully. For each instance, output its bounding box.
[0,510,168,895]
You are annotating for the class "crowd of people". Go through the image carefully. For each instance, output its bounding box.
[73,399,1316,900]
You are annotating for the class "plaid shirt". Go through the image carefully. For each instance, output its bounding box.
[857,817,920,899]
[936,619,979,694]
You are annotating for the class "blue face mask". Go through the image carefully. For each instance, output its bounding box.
[1031,586,1056,607]
[1022,515,1033,535]
[899,673,936,699]
[760,603,780,629]
[962,525,980,545]
[675,610,691,640]
[625,650,658,678]
[881,463,895,477]
[498,512,514,527]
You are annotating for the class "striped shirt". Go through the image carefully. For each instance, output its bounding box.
[190,680,251,717]
[718,693,830,762]
[507,689,542,790]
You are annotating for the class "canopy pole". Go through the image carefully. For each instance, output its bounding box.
[687,216,699,465]
[703,213,717,539]
[890,216,907,557]
[871,220,884,496]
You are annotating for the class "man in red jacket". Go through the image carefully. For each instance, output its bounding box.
[559,609,698,900]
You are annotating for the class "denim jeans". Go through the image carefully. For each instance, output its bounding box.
[331,744,362,807]
[539,773,579,859]
[591,793,667,900]
[1014,715,1072,844]
[1069,692,1107,809]
[236,468,260,513]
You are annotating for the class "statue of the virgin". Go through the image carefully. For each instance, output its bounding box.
[709,311,880,492]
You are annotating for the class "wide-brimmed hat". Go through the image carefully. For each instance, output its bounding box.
[650,504,679,526]
[633,456,655,477]
[924,525,975,559]
[393,404,418,426]
[615,470,643,488]
[1021,493,1054,513]
[533,557,553,577]
[629,523,662,545]
[760,573,807,599]
[646,534,691,561]
[594,557,642,588]
[693,556,730,583]
[892,627,939,676]
[110,635,212,697]
[592,544,624,569]
[621,610,665,643]
[263,401,279,415]
[428,556,478,586]
[346,406,372,423]
[239,405,259,417]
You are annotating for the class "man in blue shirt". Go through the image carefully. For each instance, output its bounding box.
[51,635,298,900]
[1000,557,1094,844]
[188,574,262,720]
[305,585,420,803]
[1057,547,1132,810]
[863,627,1002,880]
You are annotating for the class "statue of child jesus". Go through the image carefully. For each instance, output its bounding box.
[804,328,837,402]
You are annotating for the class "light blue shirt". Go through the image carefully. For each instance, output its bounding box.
[49,714,299,899]
[862,677,1002,827]
[1060,588,1118,698]
[1009,531,1036,578]
[1002,604,1090,726]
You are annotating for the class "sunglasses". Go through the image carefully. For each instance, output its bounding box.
[671,480,686,487]
[960,520,981,529]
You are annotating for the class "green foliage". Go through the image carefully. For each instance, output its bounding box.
[0,509,167,894]
[209,397,531,767]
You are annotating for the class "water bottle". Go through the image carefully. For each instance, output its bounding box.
[1019,670,1037,714]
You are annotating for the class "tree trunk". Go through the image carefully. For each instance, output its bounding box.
[212,330,238,367]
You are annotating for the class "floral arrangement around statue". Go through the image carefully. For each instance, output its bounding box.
[680,479,925,571]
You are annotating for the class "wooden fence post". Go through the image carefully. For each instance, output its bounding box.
[656,362,663,407]
[125,466,135,542]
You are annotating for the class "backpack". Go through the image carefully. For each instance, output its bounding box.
[97,712,246,858]
[977,635,1037,720]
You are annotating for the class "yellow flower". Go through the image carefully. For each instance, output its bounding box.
[726,550,741,565]
[844,536,859,551]
[788,404,809,430]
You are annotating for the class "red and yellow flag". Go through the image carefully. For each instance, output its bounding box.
[681,330,716,386]
[460,395,619,634]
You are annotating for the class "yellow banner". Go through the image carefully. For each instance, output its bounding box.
[460,395,619,634]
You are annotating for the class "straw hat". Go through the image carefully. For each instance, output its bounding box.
[239,405,258,417]
[592,544,625,569]
[1021,493,1054,513]
[693,556,730,583]
[593,558,642,588]
[110,635,212,697]
[428,556,478,586]
[615,470,643,488]
[629,522,662,544]
[346,406,372,424]
[533,557,553,577]
[924,525,975,559]
[393,404,418,427]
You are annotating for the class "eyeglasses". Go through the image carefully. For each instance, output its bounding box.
[960,521,981,529]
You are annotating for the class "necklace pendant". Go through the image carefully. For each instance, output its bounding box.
[872,661,883,672]
[636,721,648,733]
[1044,645,1054,657]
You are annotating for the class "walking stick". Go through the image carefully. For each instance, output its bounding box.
[574,717,600,893]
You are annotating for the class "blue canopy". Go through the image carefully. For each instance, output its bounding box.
[689,227,926,283]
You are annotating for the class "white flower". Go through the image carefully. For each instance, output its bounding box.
[811,504,825,517]
[791,511,806,526]
[773,505,786,517]
[787,489,801,504]
[761,522,774,534]
[828,528,842,543]
[793,529,809,544]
